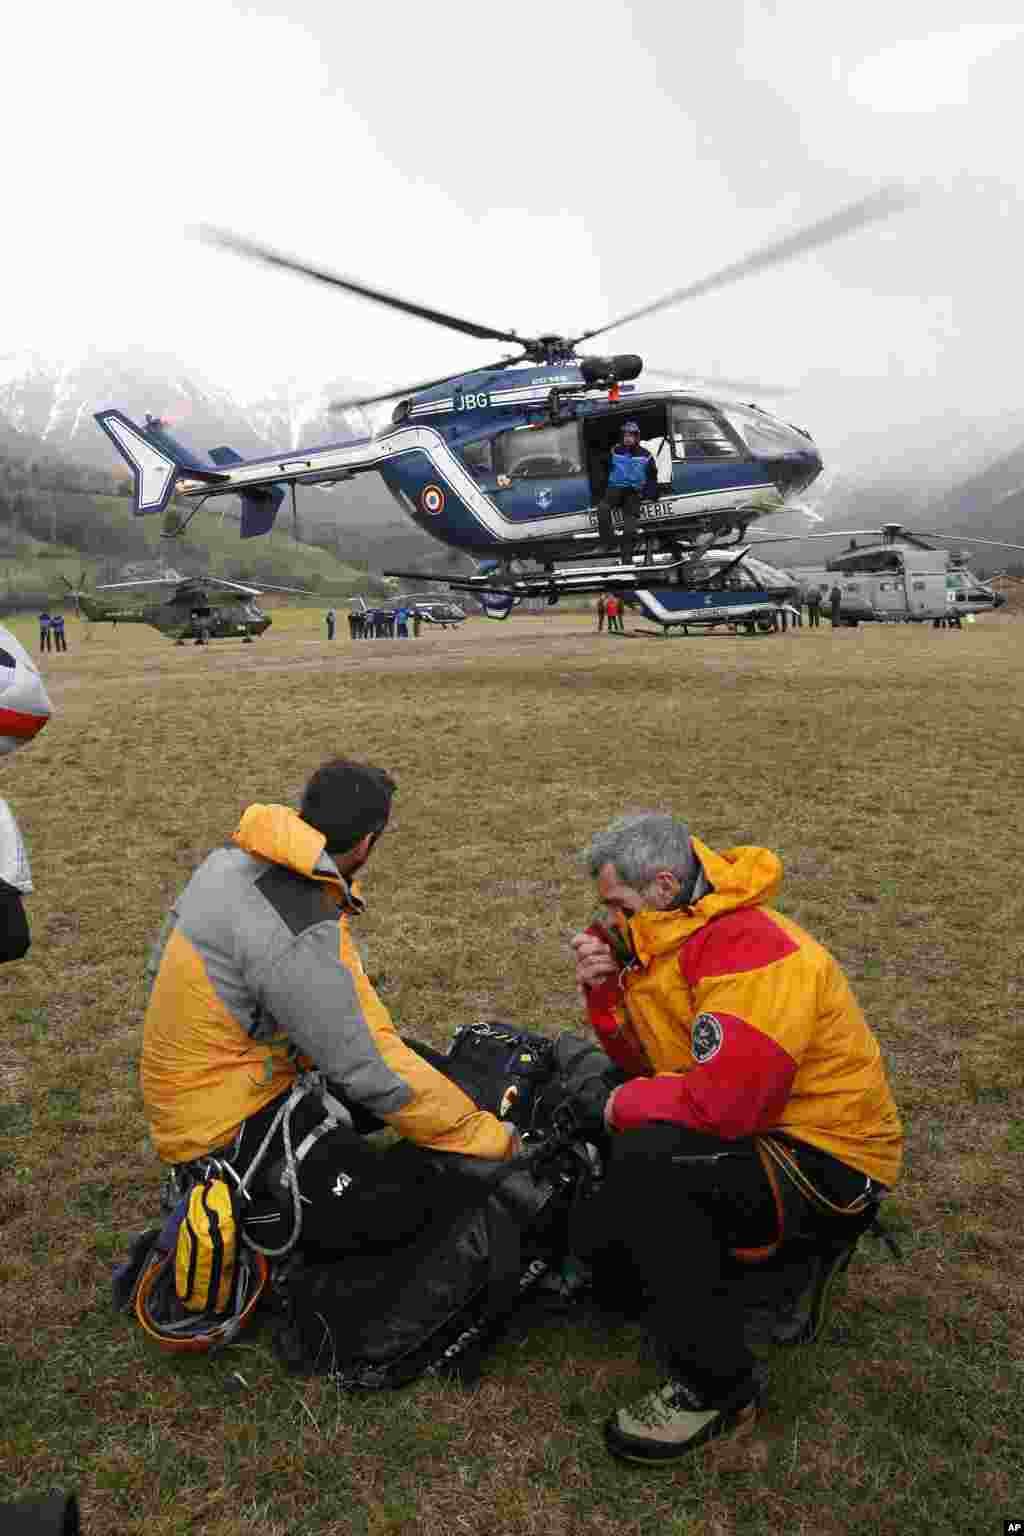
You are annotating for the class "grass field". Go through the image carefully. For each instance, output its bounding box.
[1,606,1021,1536]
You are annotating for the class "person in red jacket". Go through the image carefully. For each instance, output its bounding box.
[569,811,902,1466]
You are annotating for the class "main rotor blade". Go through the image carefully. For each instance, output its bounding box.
[200,227,526,346]
[328,357,521,412]
[642,364,792,396]
[572,185,914,346]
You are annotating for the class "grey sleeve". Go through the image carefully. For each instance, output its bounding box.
[254,922,413,1119]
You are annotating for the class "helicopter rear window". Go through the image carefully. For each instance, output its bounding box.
[495,423,583,479]
[671,405,740,461]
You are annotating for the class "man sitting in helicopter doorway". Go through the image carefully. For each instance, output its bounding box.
[568,811,902,1467]
[596,421,658,563]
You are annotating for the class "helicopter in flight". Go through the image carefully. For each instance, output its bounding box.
[94,189,914,618]
[744,522,1024,625]
[61,572,311,644]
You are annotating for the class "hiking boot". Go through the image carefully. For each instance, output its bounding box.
[604,1370,762,1465]
[774,1240,856,1346]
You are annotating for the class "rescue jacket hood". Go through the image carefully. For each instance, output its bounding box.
[231,803,363,912]
[625,837,782,966]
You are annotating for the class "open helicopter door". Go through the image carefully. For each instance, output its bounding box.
[582,405,672,505]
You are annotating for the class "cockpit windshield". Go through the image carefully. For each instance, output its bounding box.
[722,405,815,458]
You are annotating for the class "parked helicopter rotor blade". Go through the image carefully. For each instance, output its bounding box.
[908,530,1024,552]
[642,365,792,396]
[570,185,914,347]
[328,358,522,412]
[746,527,1024,552]
[199,227,527,347]
[743,529,888,544]
[244,581,319,594]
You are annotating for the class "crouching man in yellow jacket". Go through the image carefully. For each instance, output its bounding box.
[143,757,515,1258]
[569,811,902,1467]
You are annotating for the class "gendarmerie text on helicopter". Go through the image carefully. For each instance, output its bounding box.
[91,184,1024,630]
[61,572,313,644]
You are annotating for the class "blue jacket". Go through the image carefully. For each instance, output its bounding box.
[607,445,658,496]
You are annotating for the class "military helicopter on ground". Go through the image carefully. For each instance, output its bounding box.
[744,522,1023,625]
[61,572,312,644]
[95,190,915,618]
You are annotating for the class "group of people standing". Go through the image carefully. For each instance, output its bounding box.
[333,602,420,638]
[37,611,68,653]
[776,586,841,631]
[327,606,422,641]
[596,593,625,633]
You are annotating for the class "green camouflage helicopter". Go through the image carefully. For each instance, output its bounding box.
[61,571,312,644]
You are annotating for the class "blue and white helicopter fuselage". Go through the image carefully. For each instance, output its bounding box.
[95,363,821,623]
[97,365,820,552]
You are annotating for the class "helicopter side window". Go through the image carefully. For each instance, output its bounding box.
[496,422,583,480]
[670,405,741,461]
[460,438,494,478]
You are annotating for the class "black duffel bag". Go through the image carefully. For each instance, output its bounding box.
[272,1024,616,1387]
[0,1493,79,1535]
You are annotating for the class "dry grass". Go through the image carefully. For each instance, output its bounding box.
[1,606,1022,1535]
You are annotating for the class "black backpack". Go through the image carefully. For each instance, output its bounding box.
[272,1025,614,1387]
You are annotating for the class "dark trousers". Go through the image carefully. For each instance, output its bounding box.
[808,607,821,627]
[570,1124,874,1397]
[570,1125,777,1394]
[39,630,51,652]
[53,630,67,651]
[597,487,642,561]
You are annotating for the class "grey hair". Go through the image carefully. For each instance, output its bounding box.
[584,812,697,891]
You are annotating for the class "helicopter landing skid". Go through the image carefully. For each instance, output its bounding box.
[384,554,697,601]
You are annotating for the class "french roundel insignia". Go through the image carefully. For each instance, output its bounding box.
[420,483,446,516]
[692,1012,724,1064]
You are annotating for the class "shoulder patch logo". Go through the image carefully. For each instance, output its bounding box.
[692,1012,724,1063]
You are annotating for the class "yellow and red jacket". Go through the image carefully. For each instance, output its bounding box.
[142,804,513,1165]
[585,839,902,1187]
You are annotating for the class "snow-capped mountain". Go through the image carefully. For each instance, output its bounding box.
[0,347,371,470]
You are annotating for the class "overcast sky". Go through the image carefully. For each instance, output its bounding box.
[4,1,1024,475]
